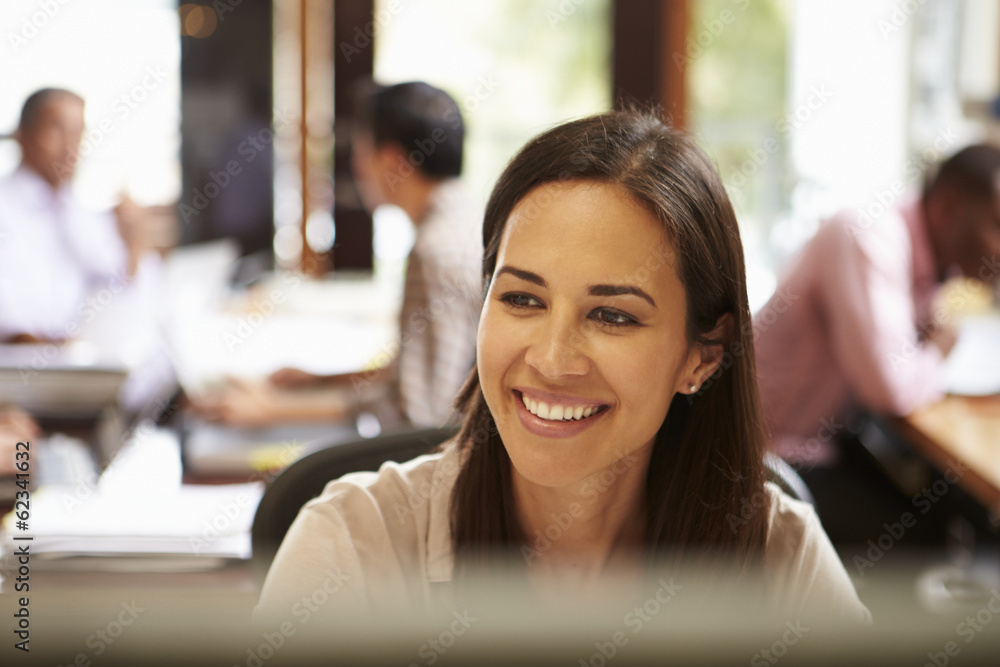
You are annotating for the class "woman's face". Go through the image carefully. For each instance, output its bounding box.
[478,180,705,490]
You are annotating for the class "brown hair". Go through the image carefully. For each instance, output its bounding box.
[450,109,769,578]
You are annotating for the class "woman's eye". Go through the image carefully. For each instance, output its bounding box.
[500,293,541,309]
[592,308,638,327]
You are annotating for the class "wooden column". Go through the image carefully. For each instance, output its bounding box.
[330,0,375,272]
[612,0,689,129]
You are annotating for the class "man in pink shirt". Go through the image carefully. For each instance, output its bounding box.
[754,144,1000,544]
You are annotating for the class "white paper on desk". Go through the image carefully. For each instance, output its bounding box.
[944,316,1000,396]
[0,482,264,565]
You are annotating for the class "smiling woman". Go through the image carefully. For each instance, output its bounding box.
[255,110,870,625]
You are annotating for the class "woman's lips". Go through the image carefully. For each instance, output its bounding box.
[513,389,609,438]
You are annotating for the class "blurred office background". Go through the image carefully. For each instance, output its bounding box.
[1,1,999,649]
[2,0,997,305]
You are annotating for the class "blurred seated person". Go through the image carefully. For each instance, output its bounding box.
[753,144,1000,543]
[192,82,482,429]
[0,407,40,476]
[0,88,157,344]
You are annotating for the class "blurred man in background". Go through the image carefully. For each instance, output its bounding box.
[193,81,482,429]
[0,88,157,344]
[754,144,1000,544]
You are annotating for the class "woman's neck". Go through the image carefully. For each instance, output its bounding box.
[512,452,650,586]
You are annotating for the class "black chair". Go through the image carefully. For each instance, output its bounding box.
[250,425,459,585]
[764,452,815,506]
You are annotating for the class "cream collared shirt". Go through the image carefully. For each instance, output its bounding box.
[255,442,872,624]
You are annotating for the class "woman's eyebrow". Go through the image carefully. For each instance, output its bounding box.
[589,284,657,308]
[495,265,546,286]
[497,265,657,309]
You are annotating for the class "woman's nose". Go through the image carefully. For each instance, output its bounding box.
[524,314,589,380]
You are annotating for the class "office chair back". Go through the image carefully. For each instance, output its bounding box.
[764,452,815,506]
[251,425,459,585]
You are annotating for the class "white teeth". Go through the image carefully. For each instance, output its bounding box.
[521,394,602,422]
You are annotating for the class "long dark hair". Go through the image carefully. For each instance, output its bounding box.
[450,110,769,578]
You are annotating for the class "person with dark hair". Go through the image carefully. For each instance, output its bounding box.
[194,81,481,429]
[0,88,157,343]
[254,110,869,623]
[754,144,1000,544]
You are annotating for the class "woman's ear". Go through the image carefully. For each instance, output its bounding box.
[679,312,734,393]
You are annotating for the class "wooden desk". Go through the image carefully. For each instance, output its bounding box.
[890,395,1000,513]
[0,560,257,595]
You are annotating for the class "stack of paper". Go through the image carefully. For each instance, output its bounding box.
[944,316,1000,396]
[0,482,263,572]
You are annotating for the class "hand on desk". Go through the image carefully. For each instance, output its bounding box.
[0,407,41,476]
[188,377,350,427]
[2,333,67,344]
[267,367,326,389]
[268,367,370,389]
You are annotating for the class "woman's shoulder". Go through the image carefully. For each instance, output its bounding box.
[303,439,463,528]
[254,439,464,620]
[762,482,872,624]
